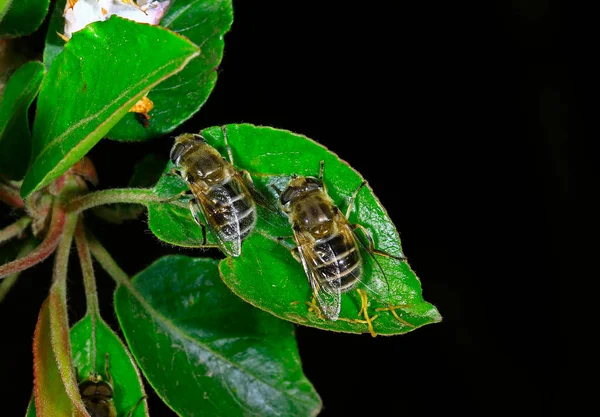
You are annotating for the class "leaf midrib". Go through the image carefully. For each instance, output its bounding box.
[121,280,316,407]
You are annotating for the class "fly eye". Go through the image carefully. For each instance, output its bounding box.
[170,143,185,164]
[280,187,296,206]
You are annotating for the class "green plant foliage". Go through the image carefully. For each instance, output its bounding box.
[114,255,322,417]
[20,16,200,198]
[71,312,149,417]
[148,124,441,335]
[31,297,89,417]
[107,0,234,141]
[0,0,49,38]
[0,61,45,179]
[41,0,66,67]
[27,312,149,416]
[0,0,12,24]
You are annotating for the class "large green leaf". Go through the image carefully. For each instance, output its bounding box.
[114,255,322,417]
[151,124,441,335]
[20,16,200,198]
[0,61,45,179]
[27,311,149,416]
[107,0,234,141]
[0,0,50,38]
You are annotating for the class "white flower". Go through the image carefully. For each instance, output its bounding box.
[63,0,171,39]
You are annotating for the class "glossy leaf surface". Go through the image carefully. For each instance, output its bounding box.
[20,16,200,198]
[0,0,50,38]
[114,255,322,417]
[107,0,233,140]
[0,61,45,179]
[152,124,441,335]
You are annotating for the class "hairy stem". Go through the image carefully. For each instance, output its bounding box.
[0,216,30,244]
[74,217,98,370]
[0,180,24,208]
[0,239,37,303]
[87,231,131,288]
[51,211,78,291]
[74,218,99,315]
[67,188,160,213]
[0,202,66,279]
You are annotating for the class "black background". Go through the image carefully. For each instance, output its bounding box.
[1,1,594,416]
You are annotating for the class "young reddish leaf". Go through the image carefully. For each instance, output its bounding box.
[32,295,89,417]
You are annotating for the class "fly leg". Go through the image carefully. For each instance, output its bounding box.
[375,304,415,328]
[221,125,236,166]
[189,198,207,246]
[104,353,113,386]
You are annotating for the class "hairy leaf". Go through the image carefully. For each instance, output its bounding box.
[20,16,200,198]
[0,61,45,179]
[32,295,89,417]
[0,0,50,38]
[114,255,322,417]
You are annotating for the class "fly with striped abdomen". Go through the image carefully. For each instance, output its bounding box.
[277,161,406,323]
[169,127,272,257]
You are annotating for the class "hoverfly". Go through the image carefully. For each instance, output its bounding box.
[169,127,272,257]
[78,353,145,417]
[277,161,405,320]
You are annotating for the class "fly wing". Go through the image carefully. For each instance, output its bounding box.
[234,170,280,215]
[294,230,342,320]
[189,182,242,257]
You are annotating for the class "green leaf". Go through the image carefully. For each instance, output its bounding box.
[0,0,12,24]
[27,311,149,417]
[71,312,149,417]
[107,0,234,141]
[20,16,200,198]
[0,61,45,179]
[114,255,322,417]
[41,0,66,68]
[161,124,440,335]
[0,0,50,38]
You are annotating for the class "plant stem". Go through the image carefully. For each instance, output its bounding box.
[0,238,37,303]
[0,216,30,244]
[74,217,98,370]
[67,188,160,213]
[0,180,24,208]
[74,218,99,316]
[87,231,131,288]
[0,202,66,279]
[51,211,78,291]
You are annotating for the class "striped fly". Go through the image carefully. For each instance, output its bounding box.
[278,161,405,320]
[169,130,269,257]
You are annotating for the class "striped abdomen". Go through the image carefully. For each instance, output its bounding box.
[313,231,363,291]
[207,176,257,241]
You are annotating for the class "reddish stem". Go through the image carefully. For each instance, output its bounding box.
[0,202,67,279]
[0,180,24,208]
